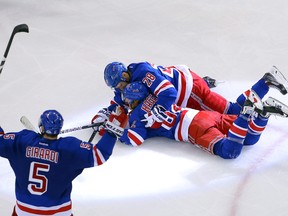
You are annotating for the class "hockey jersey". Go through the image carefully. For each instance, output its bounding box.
[107,62,194,112]
[119,94,199,146]
[0,130,116,215]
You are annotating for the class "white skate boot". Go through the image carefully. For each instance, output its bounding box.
[261,97,288,118]
[262,66,288,95]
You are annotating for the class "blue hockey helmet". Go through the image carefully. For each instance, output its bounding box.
[104,62,127,88]
[38,110,64,135]
[122,82,149,104]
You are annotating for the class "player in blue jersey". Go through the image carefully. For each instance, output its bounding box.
[110,82,288,159]
[0,109,127,216]
[91,62,288,132]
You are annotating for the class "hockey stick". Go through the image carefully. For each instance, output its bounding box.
[60,123,102,134]
[20,115,38,133]
[0,24,29,74]
[20,115,102,134]
[88,130,98,142]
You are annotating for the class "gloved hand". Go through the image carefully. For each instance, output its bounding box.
[141,105,172,128]
[91,108,111,133]
[150,104,167,122]
[105,106,128,138]
[0,126,4,135]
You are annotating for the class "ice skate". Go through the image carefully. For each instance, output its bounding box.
[202,76,224,88]
[203,76,217,88]
[262,66,288,95]
[260,97,288,118]
[241,90,263,115]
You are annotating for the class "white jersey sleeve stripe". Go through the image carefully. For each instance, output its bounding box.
[93,145,106,166]
[175,109,199,142]
[128,129,144,146]
[174,65,193,107]
[154,80,174,96]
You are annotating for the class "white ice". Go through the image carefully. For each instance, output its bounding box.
[1,0,288,215]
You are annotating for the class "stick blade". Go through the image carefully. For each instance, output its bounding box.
[13,24,29,34]
[20,116,37,132]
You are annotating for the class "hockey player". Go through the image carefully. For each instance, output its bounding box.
[108,82,288,159]
[91,62,288,130]
[0,109,127,216]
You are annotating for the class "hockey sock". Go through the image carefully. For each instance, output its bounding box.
[244,115,269,145]
[213,114,250,159]
[227,78,269,115]
[236,79,268,107]
[251,78,269,98]
[227,114,250,144]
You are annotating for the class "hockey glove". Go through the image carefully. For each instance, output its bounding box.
[142,105,172,128]
[91,108,111,134]
[105,106,128,138]
[0,126,4,135]
[151,105,167,122]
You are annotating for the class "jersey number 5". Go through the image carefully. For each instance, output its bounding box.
[28,162,50,195]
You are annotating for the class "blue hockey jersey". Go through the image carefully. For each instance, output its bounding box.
[0,129,116,215]
[119,94,199,146]
[107,62,196,112]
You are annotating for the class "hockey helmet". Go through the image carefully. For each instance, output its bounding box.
[122,82,149,104]
[38,110,64,135]
[104,62,127,88]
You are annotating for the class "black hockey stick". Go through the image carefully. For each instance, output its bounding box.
[0,24,29,74]
[60,122,102,134]
[88,130,98,142]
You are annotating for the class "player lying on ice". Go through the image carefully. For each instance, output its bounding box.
[101,81,288,159]
[0,109,126,216]
[91,64,288,137]
[92,63,287,129]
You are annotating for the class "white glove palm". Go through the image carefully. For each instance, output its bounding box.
[91,108,111,123]
[142,105,172,128]
[91,108,111,131]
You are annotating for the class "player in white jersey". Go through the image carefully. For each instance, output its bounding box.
[0,109,127,216]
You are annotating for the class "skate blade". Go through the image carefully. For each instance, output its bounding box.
[271,66,288,91]
[266,96,288,117]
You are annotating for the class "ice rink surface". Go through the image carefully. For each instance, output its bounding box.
[1,0,288,215]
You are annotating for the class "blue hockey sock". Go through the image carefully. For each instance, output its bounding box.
[213,114,250,159]
[227,114,250,144]
[251,78,269,99]
[244,115,269,145]
[227,79,269,115]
